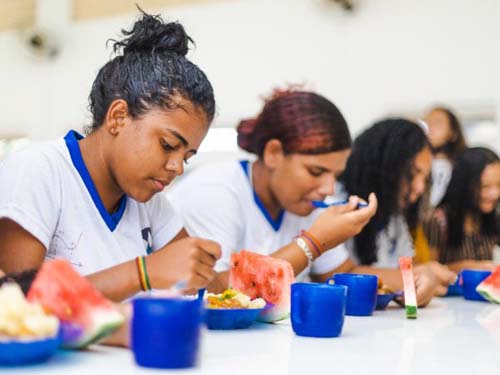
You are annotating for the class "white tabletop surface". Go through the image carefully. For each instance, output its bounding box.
[5,297,500,375]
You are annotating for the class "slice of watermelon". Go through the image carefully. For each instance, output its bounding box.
[229,250,294,323]
[476,266,500,303]
[27,259,124,349]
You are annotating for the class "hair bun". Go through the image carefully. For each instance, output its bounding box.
[237,118,258,153]
[113,11,192,56]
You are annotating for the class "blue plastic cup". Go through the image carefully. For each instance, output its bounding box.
[132,297,203,369]
[291,282,347,338]
[461,269,491,302]
[327,274,378,316]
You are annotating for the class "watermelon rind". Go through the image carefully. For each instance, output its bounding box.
[476,284,500,304]
[475,266,500,304]
[257,306,289,323]
[62,309,124,349]
[27,259,125,349]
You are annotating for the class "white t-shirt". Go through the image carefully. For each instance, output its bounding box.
[346,215,414,268]
[430,158,453,207]
[333,183,414,268]
[0,130,183,275]
[168,160,348,280]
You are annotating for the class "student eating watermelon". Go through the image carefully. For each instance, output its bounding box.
[0,10,221,301]
[168,89,378,292]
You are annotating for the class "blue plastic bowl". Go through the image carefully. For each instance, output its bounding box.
[0,334,60,366]
[375,293,396,310]
[205,307,264,330]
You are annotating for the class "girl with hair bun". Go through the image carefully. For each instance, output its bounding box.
[169,89,378,291]
[0,10,221,301]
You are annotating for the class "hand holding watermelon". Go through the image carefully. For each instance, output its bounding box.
[147,237,222,291]
[308,193,378,251]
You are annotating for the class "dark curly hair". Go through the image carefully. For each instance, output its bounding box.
[237,89,351,157]
[439,147,499,249]
[86,8,215,133]
[342,118,430,265]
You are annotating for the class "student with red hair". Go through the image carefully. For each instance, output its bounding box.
[169,89,378,290]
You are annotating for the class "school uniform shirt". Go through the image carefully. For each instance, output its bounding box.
[0,130,183,276]
[167,160,348,280]
[430,158,453,207]
[345,215,415,268]
[334,183,414,268]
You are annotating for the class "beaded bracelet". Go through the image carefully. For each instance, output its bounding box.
[300,230,325,255]
[136,256,152,291]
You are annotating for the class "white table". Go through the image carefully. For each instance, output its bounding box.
[7,297,500,375]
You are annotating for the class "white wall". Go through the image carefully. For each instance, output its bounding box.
[1,0,499,146]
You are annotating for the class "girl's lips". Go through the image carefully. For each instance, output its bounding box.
[152,178,170,191]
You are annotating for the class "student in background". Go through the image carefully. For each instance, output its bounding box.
[425,106,467,206]
[0,11,221,301]
[169,89,377,292]
[424,147,500,272]
[315,118,456,306]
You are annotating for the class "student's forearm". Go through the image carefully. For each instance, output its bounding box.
[87,259,140,302]
[350,266,403,290]
[312,262,404,290]
[271,242,309,276]
[88,229,190,301]
[447,260,495,273]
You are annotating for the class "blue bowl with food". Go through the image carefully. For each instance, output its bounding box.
[0,334,60,366]
[205,307,264,330]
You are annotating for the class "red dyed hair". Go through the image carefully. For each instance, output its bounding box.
[237,89,351,156]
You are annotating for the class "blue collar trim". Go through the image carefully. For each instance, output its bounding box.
[64,130,127,232]
[239,160,284,232]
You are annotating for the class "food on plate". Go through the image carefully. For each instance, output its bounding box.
[27,259,124,349]
[229,250,294,322]
[206,289,265,309]
[377,279,395,295]
[0,283,58,340]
